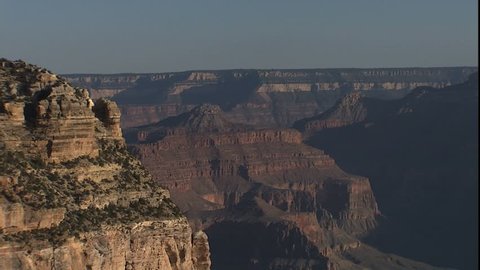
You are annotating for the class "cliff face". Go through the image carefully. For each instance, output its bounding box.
[64,67,477,128]
[127,104,444,269]
[0,219,207,270]
[300,74,478,270]
[0,59,210,270]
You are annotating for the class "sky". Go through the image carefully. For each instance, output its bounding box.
[0,0,478,74]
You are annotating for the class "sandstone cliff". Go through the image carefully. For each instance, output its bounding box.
[0,59,210,270]
[127,104,445,269]
[64,67,477,128]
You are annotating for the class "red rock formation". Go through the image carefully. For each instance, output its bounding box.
[126,104,432,269]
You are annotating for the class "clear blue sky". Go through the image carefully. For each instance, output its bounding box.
[0,0,477,73]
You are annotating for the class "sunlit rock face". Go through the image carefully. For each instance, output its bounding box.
[0,59,124,162]
[64,67,476,128]
[0,58,210,270]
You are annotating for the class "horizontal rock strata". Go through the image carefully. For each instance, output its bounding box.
[126,104,413,269]
[64,67,477,128]
[0,59,210,270]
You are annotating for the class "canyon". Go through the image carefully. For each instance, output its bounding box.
[64,67,476,129]
[0,59,210,270]
[126,103,447,269]
[298,73,478,270]
[1,58,475,270]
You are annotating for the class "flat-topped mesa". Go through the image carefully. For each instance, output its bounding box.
[65,67,478,94]
[0,59,123,162]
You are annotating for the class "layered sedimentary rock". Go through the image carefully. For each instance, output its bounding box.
[127,104,444,269]
[64,67,476,128]
[0,218,203,270]
[0,59,210,270]
[300,74,478,270]
[0,60,125,162]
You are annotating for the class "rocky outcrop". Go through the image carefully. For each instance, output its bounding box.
[0,59,126,162]
[64,67,477,128]
[192,231,211,270]
[0,59,210,270]
[301,73,478,270]
[93,98,123,139]
[293,91,391,135]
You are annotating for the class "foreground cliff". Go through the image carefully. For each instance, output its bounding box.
[0,59,210,270]
[298,74,478,270]
[126,104,444,270]
[65,67,476,129]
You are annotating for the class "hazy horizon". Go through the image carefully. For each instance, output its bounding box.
[54,65,477,76]
[1,0,477,74]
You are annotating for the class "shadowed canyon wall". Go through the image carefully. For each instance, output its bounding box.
[298,74,478,270]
